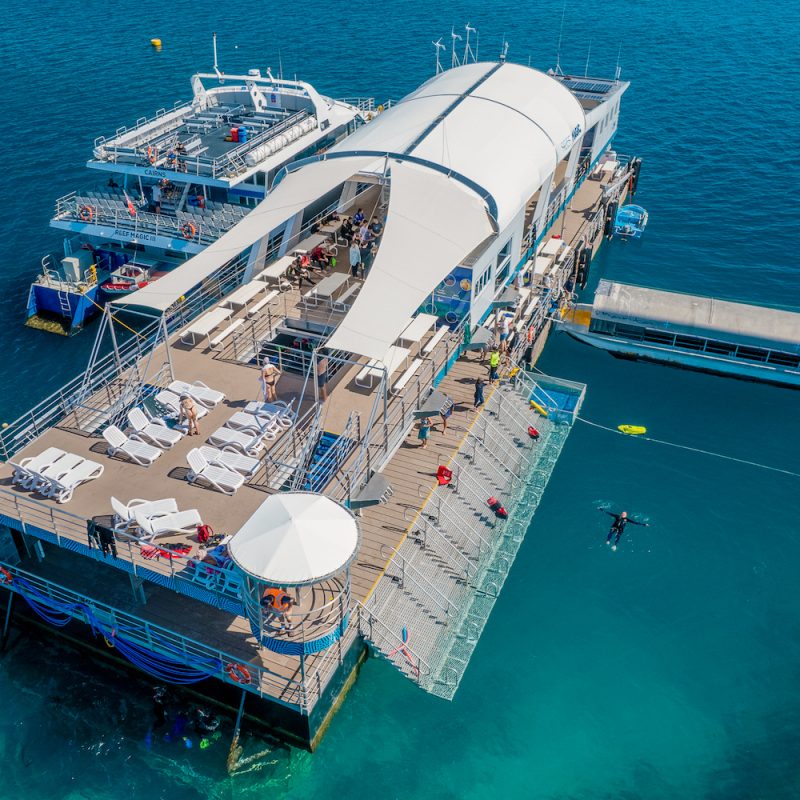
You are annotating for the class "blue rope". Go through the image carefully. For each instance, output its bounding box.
[10,576,222,685]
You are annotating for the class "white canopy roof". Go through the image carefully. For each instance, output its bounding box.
[326,159,495,361]
[112,155,379,312]
[330,62,585,227]
[228,493,360,586]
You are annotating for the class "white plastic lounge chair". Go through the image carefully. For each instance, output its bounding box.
[133,508,203,539]
[127,408,182,449]
[153,390,209,420]
[168,380,226,409]
[225,411,280,436]
[199,446,260,478]
[207,426,266,457]
[11,447,66,486]
[110,496,179,527]
[244,398,295,418]
[186,449,244,495]
[242,403,294,430]
[45,459,104,503]
[31,452,85,492]
[102,425,162,466]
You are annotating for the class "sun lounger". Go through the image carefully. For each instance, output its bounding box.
[32,452,86,493]
[199,446,260,478]
[186,449,245,495]
[153,390,209,421]
[225,411,280,436]
[133,508,203,539]
[167,380,226,409]
[102,425,162,466]
[45,459,104,503]
[207,426,266,457]
[110,496,179,529]
[11,447,65,486]
[127,408,182,449]
[243,398,296,422]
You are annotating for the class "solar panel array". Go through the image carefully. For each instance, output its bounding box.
[559,78,614,95]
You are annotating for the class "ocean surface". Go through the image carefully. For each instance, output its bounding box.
[1,1,799,797]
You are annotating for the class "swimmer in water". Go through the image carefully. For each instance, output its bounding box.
[600,509,649,550]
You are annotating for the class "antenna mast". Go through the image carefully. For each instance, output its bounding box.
[614,45,622,80]
[554,2,567,75]
[584,39,592,77]
[450,27,462,69]
[432,38,445,74]
[499,37,509,63]
[212,32,222,79]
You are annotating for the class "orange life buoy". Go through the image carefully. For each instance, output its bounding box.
[181,221,197,240]
[79,205,94,222]
[0,567,13,585]
[227,663,251,685]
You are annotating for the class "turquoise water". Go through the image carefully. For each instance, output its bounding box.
[2,1,800,797]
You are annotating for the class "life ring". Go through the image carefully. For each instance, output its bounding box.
[227,663,251,685]
[78,205,94,222]
[0,567,13,585]
[181,222,197,240]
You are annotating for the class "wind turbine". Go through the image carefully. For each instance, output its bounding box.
[450,27,462,69]
[463,23,477,64]
[432,38,445,74]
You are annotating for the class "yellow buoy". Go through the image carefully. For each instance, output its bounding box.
[618,425,647,436]
[150,38,162,47]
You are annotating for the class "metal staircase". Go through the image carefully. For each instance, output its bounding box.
[359,372,583,699]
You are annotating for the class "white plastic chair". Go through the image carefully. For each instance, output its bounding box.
[154,389,209,420]
[102,425,162,466]
[207,426,265,457]
[199,446,260,477]
[225,411,280,437]
[127,408,182,449]
[168,380,225,409]
[133,508,203,540]
[186,449,245,495]
[11,447,66,487]
[110,496,179,528]
[45,459,104,503]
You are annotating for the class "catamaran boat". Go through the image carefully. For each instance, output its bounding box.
[561,279,800,387]
[26,55,374,334]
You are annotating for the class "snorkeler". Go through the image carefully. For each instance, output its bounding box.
[600,509,649,550]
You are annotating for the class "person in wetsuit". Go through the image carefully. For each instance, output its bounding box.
[601,509,649,550]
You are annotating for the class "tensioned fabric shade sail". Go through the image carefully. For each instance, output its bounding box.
[325,159,496,363]
[112,155,380,312]
[228,493,360,586]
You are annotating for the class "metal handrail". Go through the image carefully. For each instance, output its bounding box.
[411,516,477,580]
[380,545,459,619]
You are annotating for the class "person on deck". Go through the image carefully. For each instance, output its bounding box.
[600,509,649,550]
[349,240,362,277]
[340,217,354,245]
[489,348,501,382]
[261,361,282,402]
[179,394,200,436]
[260,587,296,632]
[353,208,365,225]
[417,417,432,448]
[369,216,384,237]
[473,377,486,410]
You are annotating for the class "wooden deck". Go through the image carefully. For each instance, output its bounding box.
[0,166,615,710]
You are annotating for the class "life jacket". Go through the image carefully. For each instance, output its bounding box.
[196,524,213,544]
[264,588,292,611]
[527,426,540,440]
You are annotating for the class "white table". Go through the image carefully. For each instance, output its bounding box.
[223,280,267,310]
[600,159,619,173]
[181,306,233,346]
[355,346,410,388]
[533,256,552,277]
[541,238,565,257]
[306,272,350,305]
[258,255,294,283]
[293,233,328,256]
[398,313,438,345]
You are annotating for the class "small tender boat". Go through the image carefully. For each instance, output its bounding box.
[101,264,151,296]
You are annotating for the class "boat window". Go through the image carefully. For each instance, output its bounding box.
[675,334,705,351]
[704,340,736,356]
[767,351,800,368]
[736,346,768,362]
[589,319,616,334]
[615,323,644,340]
[643,329,675,345]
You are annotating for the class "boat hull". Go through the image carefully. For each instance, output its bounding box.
[565,327,800,389]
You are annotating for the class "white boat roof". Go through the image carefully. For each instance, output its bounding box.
[228,493,359,585]
[331,61,585,227]
[593,280,800,352]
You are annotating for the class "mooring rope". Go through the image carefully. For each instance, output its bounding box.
[575,417,800,479]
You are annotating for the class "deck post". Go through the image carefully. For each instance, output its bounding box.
[1,592,15,652]
[226,689,248,775]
